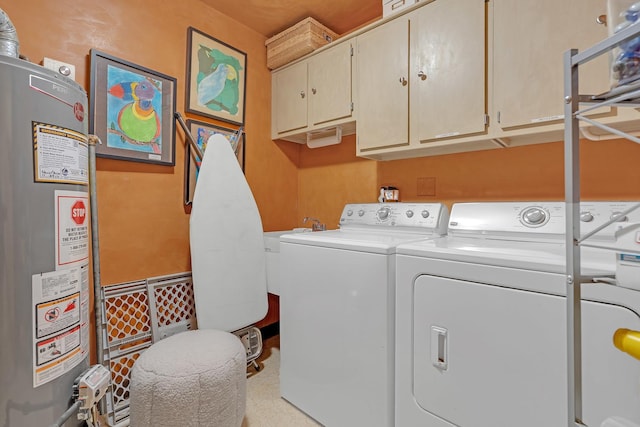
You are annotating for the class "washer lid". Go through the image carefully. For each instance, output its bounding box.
[280,229,444,254]
[397,236,615,276]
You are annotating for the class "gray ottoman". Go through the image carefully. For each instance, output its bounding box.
[130,329,247,427]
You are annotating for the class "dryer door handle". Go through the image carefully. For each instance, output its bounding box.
[431,326,448,371]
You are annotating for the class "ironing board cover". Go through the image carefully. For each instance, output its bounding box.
[190,134,268,332]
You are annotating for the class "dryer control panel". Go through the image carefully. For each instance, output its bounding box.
[339,203,449,235]
[448,201,640,241]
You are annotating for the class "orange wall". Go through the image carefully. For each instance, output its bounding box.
[297,136,640,227]
[3,0,300,286]
[298,135,377,229]
[378,138,640,209]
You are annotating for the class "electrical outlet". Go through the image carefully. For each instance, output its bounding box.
[42,57,76,81]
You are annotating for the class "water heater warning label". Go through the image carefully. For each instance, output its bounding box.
[32,267,86,387]
[35,293,80,339]
[32,122,88,185]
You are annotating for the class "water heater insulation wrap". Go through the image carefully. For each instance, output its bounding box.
[0,55,89,427]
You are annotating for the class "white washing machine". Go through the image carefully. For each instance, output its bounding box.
[280,202,449,427]
[395,201,640,427]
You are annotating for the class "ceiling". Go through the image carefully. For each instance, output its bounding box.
[202,0,383,38]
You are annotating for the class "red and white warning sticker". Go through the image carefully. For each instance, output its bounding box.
[32,267,86,387]
[55,190,89,269]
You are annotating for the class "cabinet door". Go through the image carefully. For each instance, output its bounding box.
[493,0,609,129]
[272,61,308,134]
[412,0,486,142]
[309,42,353,126]
[356,17,410,151]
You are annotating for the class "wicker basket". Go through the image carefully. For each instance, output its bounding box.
[265,17,339,70]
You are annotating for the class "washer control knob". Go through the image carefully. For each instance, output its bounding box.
[421,210,430,219]
[522,207,548,226]
[611,211,628,222]
[358,210,365,217]
[377,207,391,221]
[406,210,414,218]
[347,210,353,216]
[580,211,594,222]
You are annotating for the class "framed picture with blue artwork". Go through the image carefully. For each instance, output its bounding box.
[184,119,245,206]
[89,49,177,166]
[186,27,247,126]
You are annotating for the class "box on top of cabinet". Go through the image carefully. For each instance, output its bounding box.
[383,0,419,17]
[265,17,339,70]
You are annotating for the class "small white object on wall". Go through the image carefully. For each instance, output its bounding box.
[382,0,419,18]
[43,57,76,81]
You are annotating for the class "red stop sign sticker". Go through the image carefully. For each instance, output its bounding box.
[71,200,86,225]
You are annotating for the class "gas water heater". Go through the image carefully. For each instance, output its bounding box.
[0,37,90,427]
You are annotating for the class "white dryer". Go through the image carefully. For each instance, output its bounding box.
[280,203,449,427]
[395,201,640,427]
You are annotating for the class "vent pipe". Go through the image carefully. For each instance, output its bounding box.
[0,8,19,58]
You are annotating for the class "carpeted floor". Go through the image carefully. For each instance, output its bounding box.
[242,334,320,427]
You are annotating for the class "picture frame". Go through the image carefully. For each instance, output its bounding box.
[186,27,247,126]
[89,49,177,166]
[184,119,245,206]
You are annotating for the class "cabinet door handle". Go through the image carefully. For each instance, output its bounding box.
[300,91,306,99]
[399,77,408,86]
[418,71,427,81]
[312,88,317,95]
[596,14,607,25]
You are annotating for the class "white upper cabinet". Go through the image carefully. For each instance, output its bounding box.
[356,0,490,157]
[272,61,308,135]
[411,0,486,143]
[271,0,632,159]
[492,0,610,130]
[271,41,354,141]
[308,42,353,127]
[356,16,410,151]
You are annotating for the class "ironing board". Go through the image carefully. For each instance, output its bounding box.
[189,134,268,332]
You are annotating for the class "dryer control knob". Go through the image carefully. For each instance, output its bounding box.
[347,210,353,216]
[522,207,548,226]
[611,211,628,222]
[421,210,430,219]
[406,210,414,218]
[377,207,391,221]
[358,210,365,217]
[580,211,594,222]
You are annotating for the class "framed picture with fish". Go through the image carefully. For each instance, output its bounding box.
[186,27,247,126]
[184,119,245,206]
[89,49,177,166]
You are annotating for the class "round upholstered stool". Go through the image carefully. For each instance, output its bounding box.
[130,329,247,427]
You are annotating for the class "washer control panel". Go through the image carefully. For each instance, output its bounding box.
[340,203,448,234]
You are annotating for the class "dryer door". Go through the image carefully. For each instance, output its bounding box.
[412,275,640,427]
